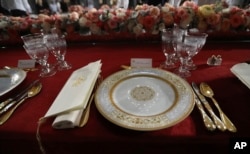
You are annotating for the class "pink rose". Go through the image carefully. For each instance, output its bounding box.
[182,1,198,11]
[86,8,100,23]
[149,6,160,17]
[69,12,79,22]
[162,13,174,26]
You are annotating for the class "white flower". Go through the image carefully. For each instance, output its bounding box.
[69,12,79,22]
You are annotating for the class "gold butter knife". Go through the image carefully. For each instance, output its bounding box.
[193,95,216,131]
[192,82,227,131]
[0,82,42,125]
[0,79,40,112]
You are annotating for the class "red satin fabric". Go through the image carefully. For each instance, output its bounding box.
[0,41,249,154]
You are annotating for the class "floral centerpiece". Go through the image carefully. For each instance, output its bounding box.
[1,1,250,45]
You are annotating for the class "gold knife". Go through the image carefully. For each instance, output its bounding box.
[0,79,40,111]
[192,94,216,131]
[192,82,227,131]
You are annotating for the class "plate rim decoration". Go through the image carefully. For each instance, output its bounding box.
[0,68,27,96]
[95,68,195,131]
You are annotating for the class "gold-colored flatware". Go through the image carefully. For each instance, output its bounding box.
[79,94,94,127]
[192,82,224,131]
[121,65,132,70]
[200,82,237,132]
[0,82,42,125]
[79,75,103,127]
[0,79,40,112]
[195,96,216,131]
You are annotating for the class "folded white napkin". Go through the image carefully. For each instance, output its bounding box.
[230,63,250,89]
[42,60,102,129]
[52,109,84,129]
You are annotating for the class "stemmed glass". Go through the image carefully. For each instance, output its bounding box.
[21,33,57,77]
[44,34,72,71]
[160,26,186,70]
[23,44,56,77]
[160,28,177,70]
[21,33,44,46]
[174,35,197,78]
[185,32,208,70]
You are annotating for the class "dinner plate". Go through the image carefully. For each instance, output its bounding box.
[0,68,27,96]
[95,68,195,131]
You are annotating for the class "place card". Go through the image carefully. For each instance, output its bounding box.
[130,58,152,68]
[17,59,36,68]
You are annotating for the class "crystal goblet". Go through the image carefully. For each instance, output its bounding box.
[174,37,197,78]
[44,34,72,71]
[173,42,190,78]
[160,28,177,70]
[21,33,45,46]
[23,44,56,77]
[185,32,208,70]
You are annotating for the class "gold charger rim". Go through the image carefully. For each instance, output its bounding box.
[94,68,195,131]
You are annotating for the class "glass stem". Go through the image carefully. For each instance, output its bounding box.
[179,58,188,72]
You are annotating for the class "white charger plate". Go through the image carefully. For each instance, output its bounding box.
[95,68,195,131]
[0,68,27,96]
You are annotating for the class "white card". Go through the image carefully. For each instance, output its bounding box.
[17,59,36,68]
[131,58,152,68]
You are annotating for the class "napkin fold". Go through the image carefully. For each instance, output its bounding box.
[52,109,83,129]
[230,63,250,89]
[42,60,102,129]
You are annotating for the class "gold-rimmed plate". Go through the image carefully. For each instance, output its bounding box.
[0,68,27,96]
[95,68,195,131]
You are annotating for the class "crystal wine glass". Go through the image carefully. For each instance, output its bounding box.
[23,44,56,77]
[160,28,177,70]
[173,37,197,78]
[44,34,72,71]
[21,33,45,46]
[21,33,57,77]
[185,32,208,70]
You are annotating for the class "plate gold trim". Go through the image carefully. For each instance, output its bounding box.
[95,68,194,131]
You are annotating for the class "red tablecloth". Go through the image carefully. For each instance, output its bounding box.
[0,41,250,154]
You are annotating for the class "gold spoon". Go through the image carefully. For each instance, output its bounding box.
[79,94,94,127]
[199,82,237,132]
[0,82,42,125]
[121,65,132,70]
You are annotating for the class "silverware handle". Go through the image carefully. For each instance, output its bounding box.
[0,100,18,115]
[0,79,40,111]
[195,98,216,131]
[0,99,25,125]
[0,99,13,110]
[202,101,227,131]
[79,93,94,127]
[211,97,237,132]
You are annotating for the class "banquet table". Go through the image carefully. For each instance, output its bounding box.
[0,40,250,154]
